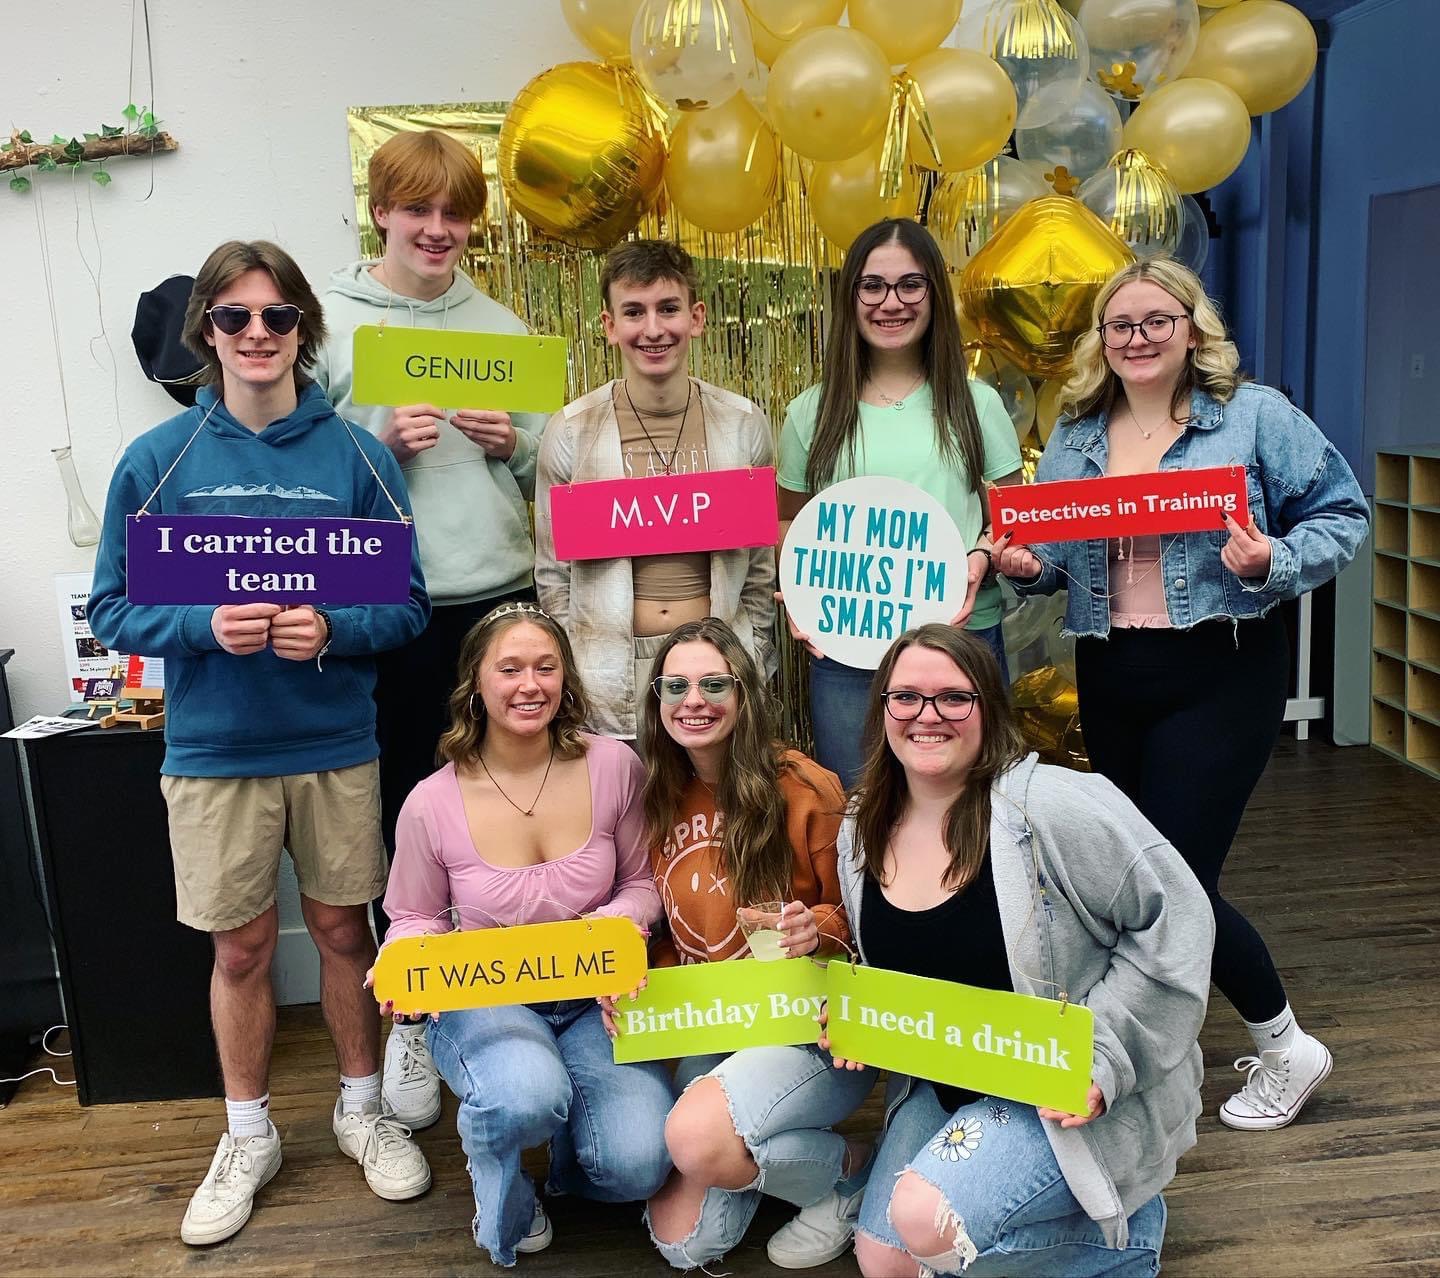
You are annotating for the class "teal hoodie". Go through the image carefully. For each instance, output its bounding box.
[87,383,430,778]
[311,263,541,605]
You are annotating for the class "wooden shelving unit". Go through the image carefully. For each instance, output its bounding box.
[1372,447,1440,780]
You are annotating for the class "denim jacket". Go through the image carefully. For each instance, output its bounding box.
[1012,384,1370,637]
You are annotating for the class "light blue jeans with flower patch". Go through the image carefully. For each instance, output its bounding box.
[858,1081,1166,1276]
[647,1045,879,1269]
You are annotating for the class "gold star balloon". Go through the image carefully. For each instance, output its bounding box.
[957,195,1134,379]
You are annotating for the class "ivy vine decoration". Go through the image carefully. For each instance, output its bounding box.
[2,104,178,193]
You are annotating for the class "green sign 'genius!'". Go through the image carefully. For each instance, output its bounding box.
[351,325,568,413]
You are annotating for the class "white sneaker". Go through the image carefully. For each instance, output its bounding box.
[332,1100,432,1200]
[383,1023,442,1129]
[515,1200,553,1254]
[180,1123,283,1245]
[766,1184,865,1269]
[1219,1033,1333,1130]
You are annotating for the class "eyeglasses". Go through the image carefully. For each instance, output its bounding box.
[205,304,304,337]
[881,689,981,721]
[855,274,931,307]
[653,674,739,705]
[1097,313,1188,348]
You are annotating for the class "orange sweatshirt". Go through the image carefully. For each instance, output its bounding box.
[648,750,849,966]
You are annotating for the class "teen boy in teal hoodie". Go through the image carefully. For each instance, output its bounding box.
[311,129,543,1123]
[89,241,431,1247]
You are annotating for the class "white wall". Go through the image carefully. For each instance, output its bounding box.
[2,1,589,720]
[4,2,589,999]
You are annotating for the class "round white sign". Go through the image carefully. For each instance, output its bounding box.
[779,477,970,670]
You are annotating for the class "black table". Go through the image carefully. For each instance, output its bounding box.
[0,650,64,1105]
[22,721,221,1104]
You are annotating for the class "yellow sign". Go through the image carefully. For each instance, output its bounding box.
[372,917,647,1015]
[351,324,569,412]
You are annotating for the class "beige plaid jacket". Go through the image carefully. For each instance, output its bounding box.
[535,378,778,738]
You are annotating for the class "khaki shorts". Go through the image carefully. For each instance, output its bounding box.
[161,760,388,932]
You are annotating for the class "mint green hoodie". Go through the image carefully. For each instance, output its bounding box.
[312,262,541,605]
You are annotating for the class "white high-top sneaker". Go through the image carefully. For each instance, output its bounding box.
[1219,1032,1333,1130]
[382,1021,442,1128]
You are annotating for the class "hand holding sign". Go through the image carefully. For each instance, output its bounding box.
[380,404,445,463]
[775,591,825,661]
[993,532,1044,584]
[1038,1083,1106,1127]
[1219,511,1272,582]
[450,409,517,460]
[211,602,282,655]
[270,605,328,661]
[817,1002,868,1073]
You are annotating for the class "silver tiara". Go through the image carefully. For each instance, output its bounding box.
[487,601,552,624]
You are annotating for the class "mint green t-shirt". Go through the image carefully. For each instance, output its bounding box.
[777,380,1022,630]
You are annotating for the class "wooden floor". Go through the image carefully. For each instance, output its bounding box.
[3,740,1438,1277]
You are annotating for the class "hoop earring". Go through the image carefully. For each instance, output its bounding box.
[468,692,483,720]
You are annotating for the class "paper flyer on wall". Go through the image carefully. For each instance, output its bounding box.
[54,572,164,703]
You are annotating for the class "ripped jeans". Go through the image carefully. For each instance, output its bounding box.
[429,1000,674,1267]
[859,1082,1166,1277]
[649,1045,879,1269]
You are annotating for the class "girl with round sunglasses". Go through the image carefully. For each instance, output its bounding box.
[995,259,1369,1131]
[623,618,877,1271]
[776,218,1025,787]
[822,625,1213,1276]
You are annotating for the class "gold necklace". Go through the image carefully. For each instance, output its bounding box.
[478,745,556,817]
[1126,406,1187,440]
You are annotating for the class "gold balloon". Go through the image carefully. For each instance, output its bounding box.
[667,93,780,233]
[561,0,647,61]
[1183,0,1318,115]
[959,196,1135,377]
[1035,377,1065,443]
[1123,77,1252,194]
[1012,665,1090,770]
[498,62,666,250]
[849,0,962,66]
[905,48,1020,172]
[744,0,845,65]
[807,144,919,247]
[767,26,893,161]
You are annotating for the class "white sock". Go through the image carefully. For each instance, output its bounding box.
[226,1093,271,1140]
[1245,1004,1301,1054]
[340,1071,382,1115]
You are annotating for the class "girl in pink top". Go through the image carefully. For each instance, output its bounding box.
[380,603,672,1265]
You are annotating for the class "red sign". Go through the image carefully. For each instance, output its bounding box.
[990,467,1249,545]
[549,467,779,562]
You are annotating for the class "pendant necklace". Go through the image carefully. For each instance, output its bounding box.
[479,746,556,817]
[624,381,692,476]
[1126,405,1189,440]
[874,372,925,412]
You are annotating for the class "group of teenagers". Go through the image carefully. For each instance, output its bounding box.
[86,128,1370,1273]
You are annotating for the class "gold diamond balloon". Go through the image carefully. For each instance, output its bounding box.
[957,195,1134,378]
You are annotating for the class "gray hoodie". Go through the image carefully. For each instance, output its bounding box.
[312,263,542,605]
[837,752,1213,1249]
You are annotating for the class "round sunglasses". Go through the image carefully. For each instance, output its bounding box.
[205,304,304,337]
[652,674,738,705]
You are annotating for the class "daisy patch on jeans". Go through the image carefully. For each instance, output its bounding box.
[929,1117,983,1161]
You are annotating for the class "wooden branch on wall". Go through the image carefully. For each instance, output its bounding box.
[0,129,179,173]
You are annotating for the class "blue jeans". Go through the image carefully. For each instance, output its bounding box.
[810,624,1009,788]
[859,1082,1165,1276]
[648,1045,879,1269]
[429,1000,674,1266]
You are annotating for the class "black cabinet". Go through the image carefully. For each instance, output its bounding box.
[0,650,64,1105]
[23,722,220,1104]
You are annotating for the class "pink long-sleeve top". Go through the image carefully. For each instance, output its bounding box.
[382,733,662,943]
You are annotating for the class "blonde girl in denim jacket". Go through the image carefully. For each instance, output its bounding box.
[997,258,1368,1133]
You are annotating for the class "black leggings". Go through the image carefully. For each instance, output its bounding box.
[1076,612,1290,1023]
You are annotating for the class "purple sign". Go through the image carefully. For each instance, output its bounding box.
[125,515,414,605]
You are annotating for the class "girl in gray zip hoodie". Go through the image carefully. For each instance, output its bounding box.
[826,625,1213,1276]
